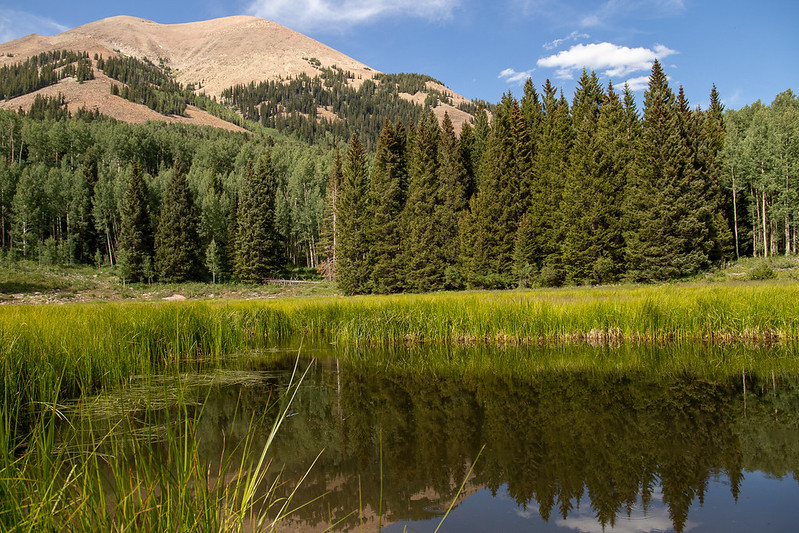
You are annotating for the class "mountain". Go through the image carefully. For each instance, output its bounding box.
[0,16,475,137]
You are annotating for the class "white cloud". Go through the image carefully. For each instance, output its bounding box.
[624,75,651,91]
[246,0,460,31]
[499,67,534,85]
[0,9,68,43]
[537,42,677,80]
[543,31,590,51]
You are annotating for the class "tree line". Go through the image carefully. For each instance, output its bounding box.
[1,53,796,290]
[99,54,188,116]
[0,110,333,282]
[326,61,797,293]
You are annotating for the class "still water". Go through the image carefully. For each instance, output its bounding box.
[68,342,799,532]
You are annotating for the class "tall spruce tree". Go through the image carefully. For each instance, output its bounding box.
[118,162,152,282]
[234,153,281,282]
[624,61,711,281]
[402,112,448,292]
[515,81,572,286]
[701,85,735,262]
[437,112,469,272]
[560,70,604,284]
[462,94,525,288]
[336,135,370,294]
[368,120,408,293]
[154,163,200,282]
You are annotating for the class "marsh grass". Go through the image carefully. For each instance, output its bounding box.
[3,281,799,415]
[0,357,315,532]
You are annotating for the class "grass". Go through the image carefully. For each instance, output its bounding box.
[0,357,314,532]
[2,280,799,421]
[0,259,338,304]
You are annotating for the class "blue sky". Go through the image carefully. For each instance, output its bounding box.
[1,0,796,110]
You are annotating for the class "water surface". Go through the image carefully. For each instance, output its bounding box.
[66,342,799,532]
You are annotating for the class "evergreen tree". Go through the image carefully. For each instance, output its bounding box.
[457,120,477,203]
[154,163,200,282]
[118,162,152,282]
[437,112,469,273]
[624,61,711,281]
[472,105,490,187]
[462,94,524,288]
[696,85,735,263]
[234,153,281,282]
[336,135,370,294]
[402,112,448,292]
[561,73,626,284]
[368,120,408,293]
[515,81,572,285]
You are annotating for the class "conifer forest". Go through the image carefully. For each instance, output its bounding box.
[0,54,797,293]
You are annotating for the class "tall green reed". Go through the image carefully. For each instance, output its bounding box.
[3,281,799,414]
[0,357,315,532]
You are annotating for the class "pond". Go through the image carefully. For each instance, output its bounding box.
[62,341,799,532]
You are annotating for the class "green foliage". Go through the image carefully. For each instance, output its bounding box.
[336,135,370,294]
[561,79,629,284]
[748,261,776,280]
[101,54,188,116]
[402,113,448,292]
[118,163,152,282]
[367,120,408,293]
[234,153,281,282]
[624,61,715,282]
[155,165,201,282]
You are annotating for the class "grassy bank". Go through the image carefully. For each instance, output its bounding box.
[2,280,799,410]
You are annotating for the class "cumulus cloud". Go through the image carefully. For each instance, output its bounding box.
[543,31,590,51]
[0,9,68,42]
[499,68,534,85]
[537,42,677,80]
[623,75,651,91]
[246,0,460,31]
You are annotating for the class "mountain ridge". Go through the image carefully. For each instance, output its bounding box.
[0,15,474,134]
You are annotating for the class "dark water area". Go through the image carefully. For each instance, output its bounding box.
[67,342,799,532]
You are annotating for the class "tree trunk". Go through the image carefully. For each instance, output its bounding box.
[106,227,114,266]
[753,187,760,258]
[732,168,739,259]
[762,191,768,259]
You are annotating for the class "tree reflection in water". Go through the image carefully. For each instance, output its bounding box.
[79,342,799,532]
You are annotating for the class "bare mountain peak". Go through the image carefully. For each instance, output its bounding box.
[3,14,378,97]
[0,15,474,133]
